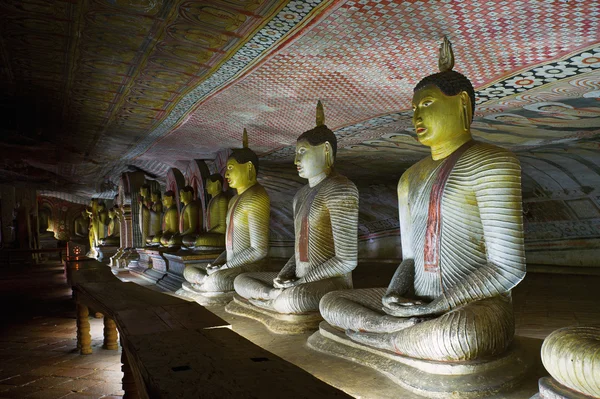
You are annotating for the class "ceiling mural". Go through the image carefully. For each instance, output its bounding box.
[0,0,599,249]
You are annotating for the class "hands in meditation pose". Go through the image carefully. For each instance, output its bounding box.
[233,102,359,315]
[182,131,270,296]
[319,38,526,361]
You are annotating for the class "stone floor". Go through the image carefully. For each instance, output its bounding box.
[1,260,599,399]
[0,262,124,399]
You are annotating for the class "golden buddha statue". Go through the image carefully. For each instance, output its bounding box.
[228,102,359,333]
[73,211,89,240]
[193,173,228,249]
[157,191,179,247]
[168,186,203,248]
[100,206,120,246]
[181,129,270,303]
[138,184,152,245]
[313,38,526,382]
[146,190,163,245]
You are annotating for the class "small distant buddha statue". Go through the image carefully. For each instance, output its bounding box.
[168,186,203,248]
[146,190,163,245]
[231,102,359,321]
[158,191,179,247]
[138,184,152,245]
[100,206,120,246]
[318,37,526,362]
[193,173,228,249]
[73,211,89,239]
[95,202,109,244]
[182,129,270,301]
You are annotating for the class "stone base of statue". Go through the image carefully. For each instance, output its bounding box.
[128,248,152,276]
[225,294,323,334]
[112,248,138,269]
[142,248,171,284]
[530,377,596,399]
[96,245,119,264]
[308,321,536,398]
[176,281,234,306]
[160,249,221,292]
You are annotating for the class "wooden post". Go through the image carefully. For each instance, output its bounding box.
[103,317,118,350]
[76,303,92,355]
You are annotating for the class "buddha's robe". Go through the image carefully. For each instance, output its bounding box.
[320,141,526,361]
[194,193,228,248]
[234,173,358,314]
[183,184,270,293]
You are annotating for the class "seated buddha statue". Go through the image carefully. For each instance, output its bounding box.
[231,102,359,326]
[168,186,203,248]
[156,191,179,247]
[100,206,120,246]
[146,191,163,245]
[193,173,229,249]
[318,37,526,363]
[73,211,89,240]
[138,184,152,245]
[181,130,270,302]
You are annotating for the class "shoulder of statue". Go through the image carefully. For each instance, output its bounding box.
[321,173,359,202]
[466,141,520,170]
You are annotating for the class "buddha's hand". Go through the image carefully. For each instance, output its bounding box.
[383,298,447,318]
[382,293,424,308]
[206,263,224,275]
[273,276,300,289]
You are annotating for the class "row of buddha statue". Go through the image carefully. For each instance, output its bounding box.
[136,174,229,250]
[122,37,598,398]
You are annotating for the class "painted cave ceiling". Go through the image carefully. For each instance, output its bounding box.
[0,0,599,206]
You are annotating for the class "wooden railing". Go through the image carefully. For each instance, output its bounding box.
[65,258,349,399]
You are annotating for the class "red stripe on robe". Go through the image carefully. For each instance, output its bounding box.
[424,140,475,273]
[226,196,242,252]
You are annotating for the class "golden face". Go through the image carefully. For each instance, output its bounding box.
[225,158,251,189]
[412,85,467,147]
[108,209,116,218]
[179,190,193,204]
[163,195,174,208]
[206,179,221,196]
[295,139,329,179]
[140,187,149,198]
[151,192,160,202]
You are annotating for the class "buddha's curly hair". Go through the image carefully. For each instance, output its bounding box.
[208,173,224,185]
[297,125,337,158]
[181,186,194,194]
[164,190,175,198]
[414,70,475,120]
[230,148,259,174]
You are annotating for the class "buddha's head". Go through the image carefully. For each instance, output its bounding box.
[226,128,259,190]
[140,184,150,199]
[151,190,161,203]
[206,174,224,197]
[179,186,195,205]
[295,100,336,180]
[97,202,106,213]
[163,191,175,208]
[108,207,116,219]
[412,37,475,148]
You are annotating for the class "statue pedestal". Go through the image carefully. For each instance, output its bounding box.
[96,245,119,263]
[160,249,221,292]
[176,281,234,306]
[128,248,172,284]
[530,377,596,399]
[308,321,537,399]
[225,294,323,334]
[113,248,138,269]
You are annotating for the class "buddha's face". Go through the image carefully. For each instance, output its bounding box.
[206,179,221,196]
[108,209,115,219]
[295,139,329,179]
[179,190,193,205]
[225,158,252,189]
[163,195,174,208]
[412,85,468,147]
[140,187,149,198]
[151,193,161,203]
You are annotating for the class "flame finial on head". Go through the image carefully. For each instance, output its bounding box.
[316,100,325,127]
[242,128,248,148]
[438,36,454,72]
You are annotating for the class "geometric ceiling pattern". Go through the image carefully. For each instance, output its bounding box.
[0,0,600,200]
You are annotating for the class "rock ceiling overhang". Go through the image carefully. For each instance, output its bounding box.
[0,0,599,198]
